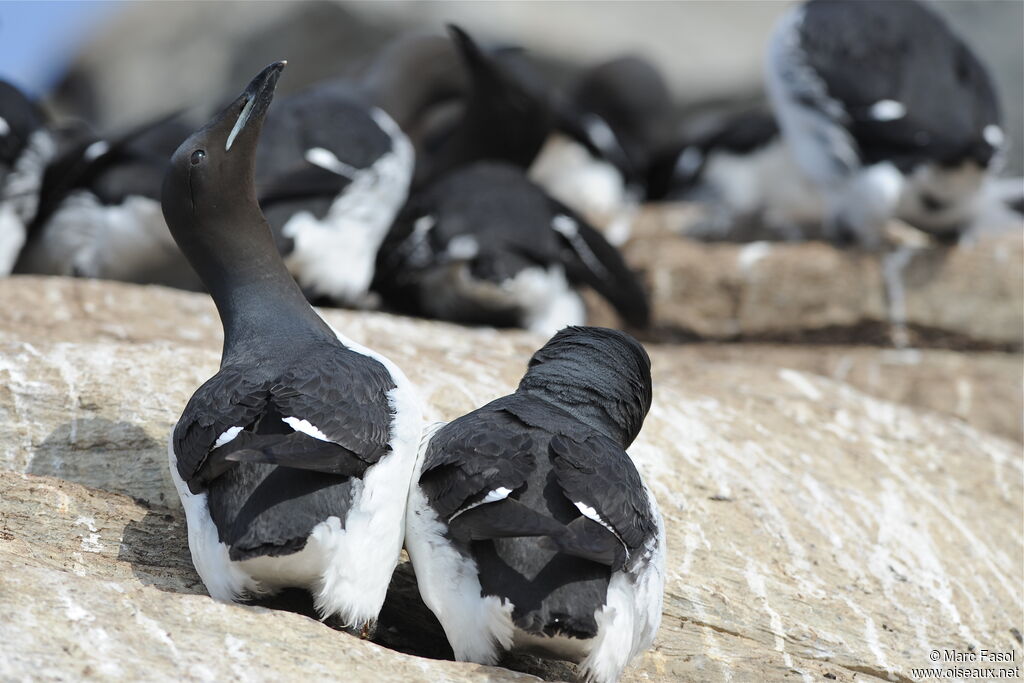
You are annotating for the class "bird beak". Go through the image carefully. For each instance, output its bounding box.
[225,60,287,152]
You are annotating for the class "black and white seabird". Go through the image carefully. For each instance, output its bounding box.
[13,112,202,288]
[254,37,444,308]
[532,55,672,244]
[766,0,1005,246]
[162,62,422,627]
[405,326,665,682]
[373,161,650,335]
[645,109,826,241]
[412,25,554,188]
[412,27,652,246]
[0,80,55,274]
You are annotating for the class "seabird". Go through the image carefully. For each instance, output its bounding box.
[412,25,555,188]
[373,161,650,335]
[0,80,55,274]
[13,111,201,288]
[412,27,653,246]
[405,326,665,682]
[765,0,1005,246]
[254,34,461,307]
[532,55,673,243]
[162,62,422,628]
[645,109,824,241]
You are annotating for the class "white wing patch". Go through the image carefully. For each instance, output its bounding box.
[868,100,906,122]
[84,140,110,162]
[213,426,243,449]
[282,417,331,442]
[304,147,358,179]
[0,116,9,136]
[984,125,1004,148]
[574,501,629,558]
[448,487,513,522]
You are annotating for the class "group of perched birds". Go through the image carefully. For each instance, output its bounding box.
[0,2,1020,680]
[1,24,654,336]
[164,61,664,681]
[4,0,1018,340]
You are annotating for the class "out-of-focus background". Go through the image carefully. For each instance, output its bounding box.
[3,0,1022,173]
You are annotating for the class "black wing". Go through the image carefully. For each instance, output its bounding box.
[548,206,650,328]
[549,432,657,569]
[420,408,572,543]
[646,109,779,200]
[420,409,536,521]
[374,163,562,306]
[174,348,395,493]
[256,84,392,189]
[258,162,353,207]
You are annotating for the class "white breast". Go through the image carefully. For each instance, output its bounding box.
[282,109,414,306]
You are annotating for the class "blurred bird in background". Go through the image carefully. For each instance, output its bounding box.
[0,80,55,274]
[0,0,1020,335]
[648,0,1019,247]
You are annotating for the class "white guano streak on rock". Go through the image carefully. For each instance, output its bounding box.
[74,515,105,553]
[841,596,892,679]
[869,479,970,652]
[132,605,181,659]
[0,345,39,469]
[224,634,255,683]
[742,443,827,599]
[778,368,823,401]
[871,444,1018,615]
[745,559,813,683]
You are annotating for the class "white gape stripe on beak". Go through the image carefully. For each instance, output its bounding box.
[225,96,255,151]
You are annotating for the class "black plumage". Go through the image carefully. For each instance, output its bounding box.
[766,0,1005,244]
[163,62,419,624]
[174,333,397,560]
[0,80,46,174]
[374,161,649,331]
[408,326,661,663]
[174,338,395,491]
[646,109,780,201]
[796,0,1001,172]
[10,111,201,287]
[256,85,393,228]
[560,55,674,188]
[413,25,554,187]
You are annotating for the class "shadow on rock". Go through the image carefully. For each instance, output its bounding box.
[374,561,574,682]
[28,418,174,507]
[118,506,205,596]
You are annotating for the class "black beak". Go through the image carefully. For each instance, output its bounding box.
[225,60,287,152]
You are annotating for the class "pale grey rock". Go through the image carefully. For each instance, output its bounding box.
[0,277,1021,682]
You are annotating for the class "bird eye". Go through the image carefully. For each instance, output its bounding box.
[190,149,206,165]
